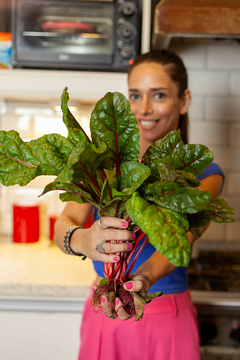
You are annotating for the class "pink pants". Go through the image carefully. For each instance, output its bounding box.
[78,289,200,360]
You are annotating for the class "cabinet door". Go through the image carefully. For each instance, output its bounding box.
[0,312,82,360]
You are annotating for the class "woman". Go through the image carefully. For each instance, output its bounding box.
[54,50,224,360]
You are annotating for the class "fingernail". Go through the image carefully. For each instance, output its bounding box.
[113,256,119,261]
[122,221,128,227]
[125,282,133,290]
[115,298,119,305]
[132,232,136,239]
[128,243,133,249]
[101,297,105,303]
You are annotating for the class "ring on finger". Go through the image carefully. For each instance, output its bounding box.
[95,242,106,254]
[97,217,108,230]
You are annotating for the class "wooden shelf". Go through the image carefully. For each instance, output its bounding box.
[153,0,240,49]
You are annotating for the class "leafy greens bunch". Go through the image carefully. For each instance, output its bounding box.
[0,88,235,320]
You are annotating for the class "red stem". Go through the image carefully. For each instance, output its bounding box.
[124,236,149,280]
[126,231,145,265]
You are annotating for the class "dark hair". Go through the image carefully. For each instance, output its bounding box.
[128,49,189,144]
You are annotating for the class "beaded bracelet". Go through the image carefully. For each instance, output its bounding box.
[63,226,87,260]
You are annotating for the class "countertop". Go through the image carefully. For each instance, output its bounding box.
[0,236,96,299]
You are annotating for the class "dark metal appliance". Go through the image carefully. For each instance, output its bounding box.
[11,0,142,71]
[187,242,240,360]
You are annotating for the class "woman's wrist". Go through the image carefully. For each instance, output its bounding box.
[69,227,86,254]
[64,226,87,259]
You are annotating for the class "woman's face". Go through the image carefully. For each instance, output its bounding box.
[128,62,190,151]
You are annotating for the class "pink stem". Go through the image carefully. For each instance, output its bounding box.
[124,236,149,279]
[126,232,145,265]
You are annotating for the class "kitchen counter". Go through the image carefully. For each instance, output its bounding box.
[0,236,96,300]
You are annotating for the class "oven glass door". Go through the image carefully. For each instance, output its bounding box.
[15,0,114,64]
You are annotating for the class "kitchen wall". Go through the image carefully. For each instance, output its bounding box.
[0,38,239,242]
[169,39,240,242]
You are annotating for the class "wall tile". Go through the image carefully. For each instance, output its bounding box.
[207,45,240,70]
[199,222,225,241]
[169,44,205,69]
[228,123,240,146]
[210,147,240,171]
[188,96,203,120]
[232,72,240,95]
[225,221,240,241]
[225,173,240,196]
[206,97,240,120]
[188,71,228,95]
[189,122,228,146]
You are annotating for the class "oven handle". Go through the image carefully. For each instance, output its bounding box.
[190,291,240,307]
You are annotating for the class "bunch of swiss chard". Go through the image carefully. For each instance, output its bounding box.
[0,88,235,320]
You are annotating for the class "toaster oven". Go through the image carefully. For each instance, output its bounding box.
[11,0,142,71]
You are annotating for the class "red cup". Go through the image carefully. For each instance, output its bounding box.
[49,214,59,241]
[13,203,39,243]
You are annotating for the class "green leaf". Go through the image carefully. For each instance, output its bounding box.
[160,144,214,176]
[29,134,75,175]
[188,209,235,236]
[90,92,140,171]
[137,291,163,304]
[157,163,185,183]
[190,227,203,238]
[119,161,151,195]
[56,141,107,191]
[99,277,108,286]
[170,212,189,232]
[111,188,130,200]
[142,130,183,175]
[176,170,201,187]
[61,87,91,145]
[204,198,236,214]
[0,130,74,186]
[126,193,191,267]
[144,180,211,213]
[99,199,127,218]
[40,180,99,207]
[132,292,162,321]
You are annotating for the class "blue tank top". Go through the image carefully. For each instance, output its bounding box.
[92,162,224,294]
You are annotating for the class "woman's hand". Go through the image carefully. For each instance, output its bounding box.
[70,216,135,263]
[101,274,151,321]
[100,250,177,321]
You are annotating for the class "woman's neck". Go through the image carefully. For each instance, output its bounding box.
[139,138,153,160]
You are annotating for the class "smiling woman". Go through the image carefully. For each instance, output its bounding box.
[128,50,191,158]
[52,49,227,360]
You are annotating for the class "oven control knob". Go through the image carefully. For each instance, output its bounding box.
[120,24,133,38]
[122,3,135,16]
[230,322,240,343]
[119,45,132,59]
[199,323,218,342]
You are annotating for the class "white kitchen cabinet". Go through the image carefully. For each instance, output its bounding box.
[0,296,85,360]
[0,311,82,360]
